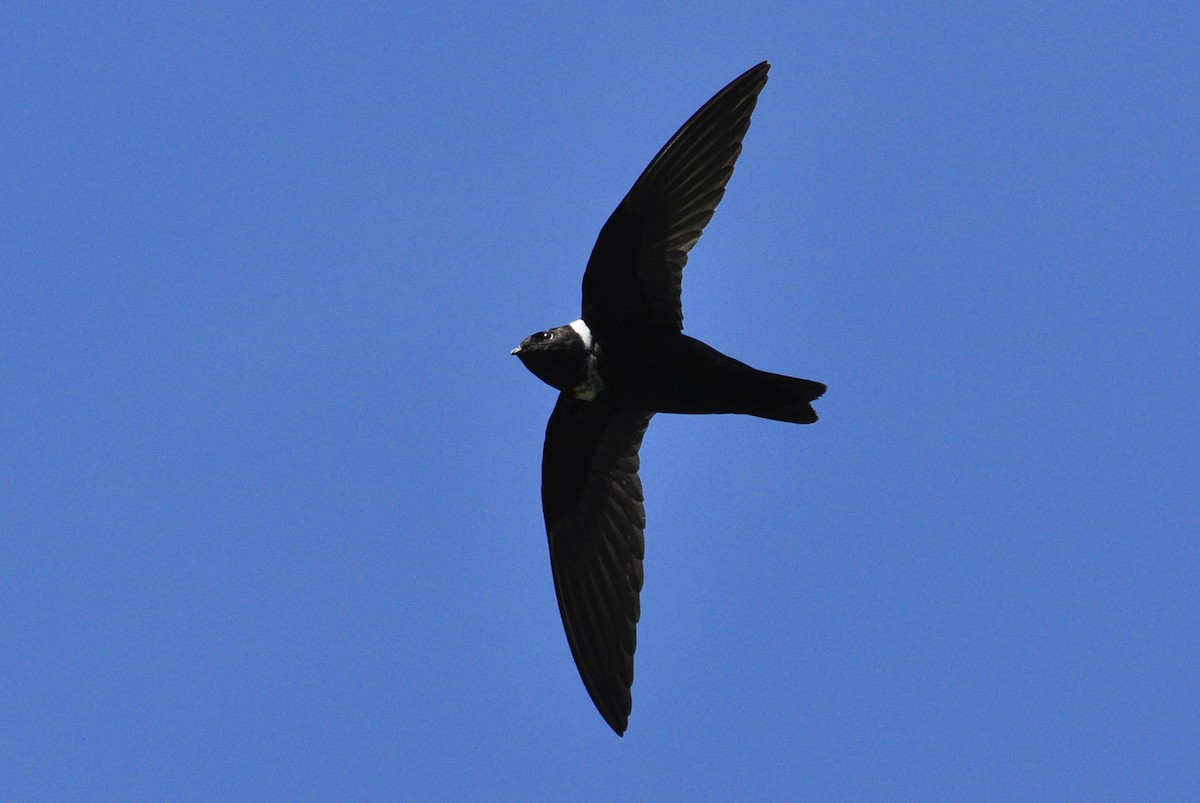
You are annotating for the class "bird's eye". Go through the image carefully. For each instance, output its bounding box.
[538,331,553,341]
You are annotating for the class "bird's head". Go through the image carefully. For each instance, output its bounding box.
[512,320,596,393]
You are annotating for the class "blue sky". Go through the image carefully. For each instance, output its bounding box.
[3,3,1197,799]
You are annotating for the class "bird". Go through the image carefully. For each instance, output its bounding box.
[512,61,825,735]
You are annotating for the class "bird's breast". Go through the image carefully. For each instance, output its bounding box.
[571,351,605,400]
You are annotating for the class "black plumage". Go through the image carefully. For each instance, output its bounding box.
[513,61,825,735]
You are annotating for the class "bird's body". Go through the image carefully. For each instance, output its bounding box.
[513,62,825,735]
[519,320,822,422]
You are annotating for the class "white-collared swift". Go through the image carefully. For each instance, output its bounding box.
[512,61,825,735]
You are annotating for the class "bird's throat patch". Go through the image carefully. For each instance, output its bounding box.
[569,319,605,400]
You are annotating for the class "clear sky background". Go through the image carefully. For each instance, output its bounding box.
[3,3,1197,800]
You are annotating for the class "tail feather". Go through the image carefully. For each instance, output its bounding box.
[748,373,826,424]
[652,336,825,423]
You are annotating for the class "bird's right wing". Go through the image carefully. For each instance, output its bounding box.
[541,393,653,735]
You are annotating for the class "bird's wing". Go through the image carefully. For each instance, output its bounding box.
[542,393,653,735]
[581,61,770,335]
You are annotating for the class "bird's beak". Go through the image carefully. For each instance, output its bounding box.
[510,346,521,355]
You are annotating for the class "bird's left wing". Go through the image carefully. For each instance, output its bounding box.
[581,61,770,335]
[541,393,653,735]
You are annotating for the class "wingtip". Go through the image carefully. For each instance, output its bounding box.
[723,61,769,93]
[592,688,632,736]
